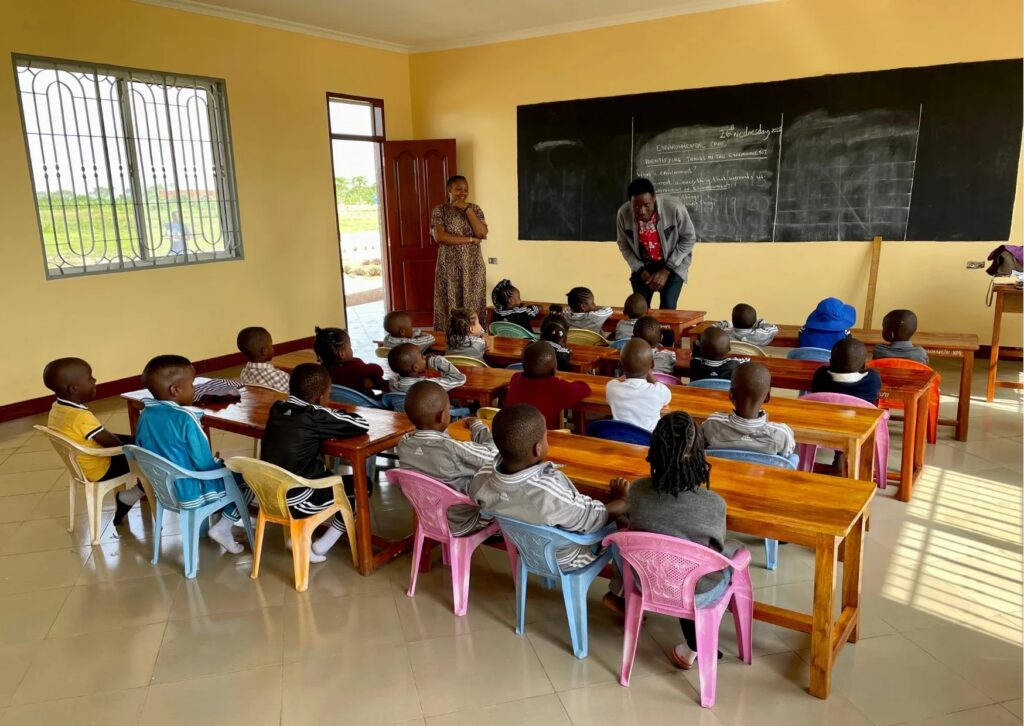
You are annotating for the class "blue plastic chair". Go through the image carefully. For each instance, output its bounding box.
[506,363,524,370]
[489,321,538,339]
[330,385,385,408]
[786,347,832,362]
[705,448,798,571]
[609,339,629,351]
[688,378,731,390]
[122,445,254,579]
[381,392,407,413]
[588,419,652,446]
[491,515,617,658]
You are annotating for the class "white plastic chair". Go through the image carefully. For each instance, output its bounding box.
[729,341,767,357]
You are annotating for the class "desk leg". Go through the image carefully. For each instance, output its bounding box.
[350,452,374,576]
[987,295,1004,403]
[810,534,839,699]
[841,514,865,643]
[898,393,920,503]
[957,351,974,440]
[844,441,861,481]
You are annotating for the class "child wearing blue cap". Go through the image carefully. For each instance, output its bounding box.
[798,297,856,351]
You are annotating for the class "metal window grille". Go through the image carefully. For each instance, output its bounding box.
[13,55,243,278]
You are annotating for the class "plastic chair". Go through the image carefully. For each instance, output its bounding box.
[34,425,152,544]
[122,446,254,579]
[330,385,385,409]
[566,328,608,346]
[492,515,616,658]
[588,419,653,446]
[652,371,681,386]
[226,457,357,592]
[786,347,832,362]
[382,392,407,413]
[867,358,940,444]
[385,469,505,616]
[375,346,391,359]
[477,407,500,421]
[688,378,731,390]
[490,321,537,339]
[730,341,767,357]
[706,448,799,570]
[445,355,489,368]
[603,531,753,708]
[506,363,524,370]
[610,339,629,351]
[797,392,890,489]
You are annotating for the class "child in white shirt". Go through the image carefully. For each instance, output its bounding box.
[606,338,672,431]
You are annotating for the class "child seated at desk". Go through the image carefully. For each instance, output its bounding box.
[383,311,436,353]
[43,357,143,525]
[505,342,591,429]
[445,308,487,360]
[799,297,855,351]
[491,279,540,331]
[633,315,677,374]
[691,327,747,382]
[614,293,649,340]
[539,314,573,371]
[397,381,496,535]
[313,326,386,396]
[469,404,626,570]
[713,303,778,347]
[702,361,796,458]
[607,339,672,432]
[136,355,256,554]
[261,363,370,560]
[236,326,289,393]
[563,286,614,335]
[387,343,466,393]
[873,309,929,364]
[812,338,882,405]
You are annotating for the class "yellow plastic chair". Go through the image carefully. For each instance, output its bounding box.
[226,456,358,592]
[729,341,768,357]
[33,425,153,544]
[375,346,391,359]
[477,407,500,420]
[566,328,609,346]
[445,355,489,368]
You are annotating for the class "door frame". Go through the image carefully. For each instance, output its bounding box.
[325,92,390,314]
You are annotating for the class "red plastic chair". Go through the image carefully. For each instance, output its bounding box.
[867,358,940,444]
[385,469,505,617]
[797,392,890,489]
[603,531,753,708]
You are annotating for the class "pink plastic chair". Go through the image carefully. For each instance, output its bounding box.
[797,392,890,488]
[603,531,753,708]
[385,469,505,616]
[651,371,682,386]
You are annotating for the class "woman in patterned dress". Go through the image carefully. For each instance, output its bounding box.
[430,175,488,330]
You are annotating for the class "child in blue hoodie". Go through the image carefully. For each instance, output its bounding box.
[798,297,856,351]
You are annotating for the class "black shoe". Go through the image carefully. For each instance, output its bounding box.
[113,496,133,525]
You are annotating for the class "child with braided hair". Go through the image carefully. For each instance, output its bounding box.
[563,286,613,335]
[614,411,746,670]
[491,279,540,331]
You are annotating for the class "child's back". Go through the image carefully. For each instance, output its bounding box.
[873,309,928,364]
[713,303,778,347]
[614,293,649,341]
[606,338,671,432]
[701,361,795,457]
[811,338,882,405]
[445,308,487,360]
[539,315,572,371]
[236,326,289,393]
[313,326,386,396]
[632,316,676,374]
[799,297,855,351]
[505,342,590,428]
[691,327,747,382]
[563,286,613,335]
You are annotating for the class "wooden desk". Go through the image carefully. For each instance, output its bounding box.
[686,322,979,441]
[430,332,621,374]
[986,283,1023,401]
[488,302,706,342]
[448,423,873,699]
[121,387,415,576]
[674,351,934,502]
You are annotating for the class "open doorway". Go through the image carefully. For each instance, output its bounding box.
[327,93,386,362]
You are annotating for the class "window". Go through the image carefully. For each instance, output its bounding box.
[14,55,243,278]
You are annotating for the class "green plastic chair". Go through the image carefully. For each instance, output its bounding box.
[489,321,537,339]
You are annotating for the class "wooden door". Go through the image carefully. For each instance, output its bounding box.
[381,139,456,328]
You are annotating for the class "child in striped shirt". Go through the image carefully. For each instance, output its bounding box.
[491,279,540,331]
[613,293,649,341]
[690,327,747,383]
[382,310,436,353]
[713,303,779,347]
[445,308,488,360]
[387,344,466,393]
[633,315,677,374]
[702,362,796,459]
[564,286,613,335]
[237,326,289,393]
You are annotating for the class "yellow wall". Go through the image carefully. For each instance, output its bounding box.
[409,0,1023,347]
[1,0,412,405]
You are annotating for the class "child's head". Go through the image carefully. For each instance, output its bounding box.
[446,309,475,350]
[729,361,772,420]
[699,327,731,361]
[405,380,451,432]
[387,343,426,378]
[620,338,654,379]
[491,279,522,310]
[632,316,662,348]
[540,315,568,345]
[384,310,413,338]
[236,326,274,363]
[43,357,96,403]
[566,286,595,313]
[289,363,332,405]
[623,293,649,320]
[731,304,758,329]
[312,326,351,366]
[647,412,712,496]
[830,338,868,374]
[492,404,548,470]
[142,354,195,405]
[522,341,557,379]
[882,309,918,343]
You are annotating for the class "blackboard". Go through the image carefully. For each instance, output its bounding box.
[517,59,1022,242]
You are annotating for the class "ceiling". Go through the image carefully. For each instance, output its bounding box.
[138,0,772,52]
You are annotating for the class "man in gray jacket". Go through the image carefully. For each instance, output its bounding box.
[616,178,697,310]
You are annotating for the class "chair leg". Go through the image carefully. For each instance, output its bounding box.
[339,508,359,569]
[407,528,425,599]
[250,513,267,581]
[503,540,518,586]
[694,609,721,708]
[562,574,591,659]
[449,539,473,617]
[515,560,528,636]
[730,593,753,664]
[84,481,100,545]
[67,478,75,534]
[290,521,313,593]
[182,510,202,579]
[441,543,450,567]
[620,592,644,686]
[151,503,165,566]
[228,488,254,551]
[764,539,778,571]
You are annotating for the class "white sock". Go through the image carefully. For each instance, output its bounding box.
[674,642,697,667]
[208,516,243,554]
[284,537,326,563]
[117,485,144,506]
[312,526,344,556]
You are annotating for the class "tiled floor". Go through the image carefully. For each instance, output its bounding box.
[0,359,1019,725]
[346,299,386,363]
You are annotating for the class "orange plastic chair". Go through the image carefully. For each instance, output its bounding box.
[226,456,357,592]
[867,358,940,444]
